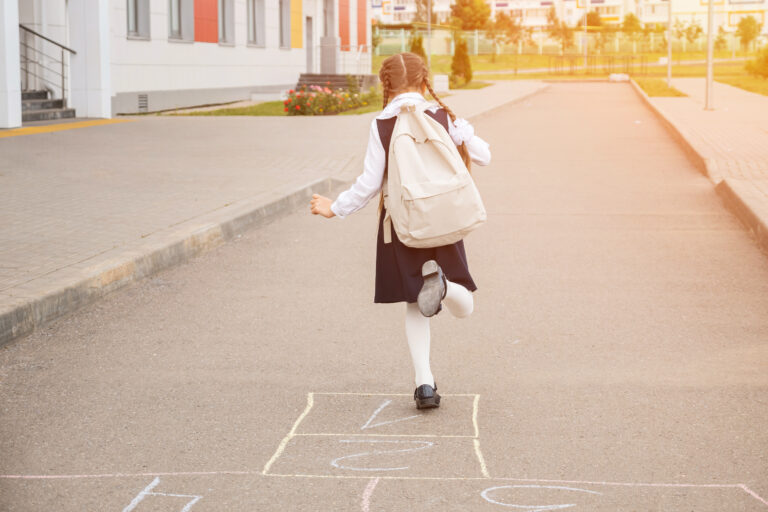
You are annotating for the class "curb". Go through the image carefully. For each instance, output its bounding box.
[628,78,710,179]
[0,176,347,347]
[629,78,768,256]
[715,178,768,255]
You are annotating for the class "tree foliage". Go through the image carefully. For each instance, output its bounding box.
[408,31,427,63]
[622,13,642,40]
[450,0,491,31]
[547,7,574,53]
[485,12,525,61]
[736,16,760,50]
[450,36,473,87]
[746,45,768,79]
[413,0,439,24]
[714,26,727,51]
[580,10,602,27]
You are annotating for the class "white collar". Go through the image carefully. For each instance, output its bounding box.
[377,92,436,119]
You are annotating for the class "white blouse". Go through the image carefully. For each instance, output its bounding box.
[330,92,491,218]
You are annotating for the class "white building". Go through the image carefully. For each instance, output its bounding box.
[0,0,372,128]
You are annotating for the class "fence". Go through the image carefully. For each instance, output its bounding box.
[375,27,753,57]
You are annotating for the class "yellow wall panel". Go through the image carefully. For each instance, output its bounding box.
[291,0,303,48]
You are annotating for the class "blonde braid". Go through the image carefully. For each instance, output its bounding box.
[425,79,472,172]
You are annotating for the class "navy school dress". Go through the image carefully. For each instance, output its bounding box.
[374,107,477,304]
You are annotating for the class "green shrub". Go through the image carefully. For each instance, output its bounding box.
[409,32,427,63]
[450,36,472,87]
[746,45,768,79]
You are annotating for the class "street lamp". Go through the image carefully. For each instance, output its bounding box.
[667,0,672,87]
[427,0,431,70]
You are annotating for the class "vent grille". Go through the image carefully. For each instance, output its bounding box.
[138,94,148,113]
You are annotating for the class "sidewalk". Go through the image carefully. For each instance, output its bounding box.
[0,80,548,345]
[632,77,768,253]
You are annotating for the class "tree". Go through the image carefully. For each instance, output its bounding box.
[714,26,727,52]
[485,11,524,61]
[450,0,491,31]
[413,0,439,24]
[622,13,642,41]
[580,10,602,27]
[409,31,427,62]
[736,15,760,50]
[746,45,768,79]
[547,7,574,53]
[683,21,702,44]
[450,35,473,86]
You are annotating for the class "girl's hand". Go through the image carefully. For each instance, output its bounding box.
[310,194,336,218]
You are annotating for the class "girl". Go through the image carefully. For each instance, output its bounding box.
[310,52,491,409]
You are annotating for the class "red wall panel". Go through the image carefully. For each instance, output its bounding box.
[339,0,350,48]
[194,0,218,43]
[357,0,367,49]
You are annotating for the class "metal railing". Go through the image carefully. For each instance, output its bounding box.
[19,24,76,104]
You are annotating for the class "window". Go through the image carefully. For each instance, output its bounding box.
[280,0,291,48]
[219,0,234,43]
[248,0,266,45]
[127,0,150,39]
[169,0,182,38]
[169,0,194,41]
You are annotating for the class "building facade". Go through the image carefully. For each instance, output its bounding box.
[0,0,372,127]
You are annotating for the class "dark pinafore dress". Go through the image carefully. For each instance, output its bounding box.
[374,107,477,304]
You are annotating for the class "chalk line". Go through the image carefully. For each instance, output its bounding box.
[472,394,480,439]
[474,439,491,479]
[261,392,315,475]
[360,399,420,430]
[740,485,768,508]
[313,392,478,397]
[0,470,252,480]
[361,477,380,512]
[295,433,475,438]
[122,477,159,512]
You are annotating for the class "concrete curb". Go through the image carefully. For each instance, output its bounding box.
[629,78,768,256]
[628,78,710,179]
[715,178,768,255]
[0,176,347,346]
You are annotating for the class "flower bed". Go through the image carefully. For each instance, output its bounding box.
[284,83,380,116]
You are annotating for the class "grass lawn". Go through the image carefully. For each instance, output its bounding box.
[171,101,287,116]
[634,77,686,97]
[716,75,768,96]
[453,81,493,89]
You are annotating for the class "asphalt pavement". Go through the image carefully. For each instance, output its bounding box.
[1,82,767,511]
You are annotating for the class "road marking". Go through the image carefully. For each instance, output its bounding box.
[122,477,160,512]
[361,477,380,511]
[330,439,435,472]
[0,119,132,138]
[474,439,491,478]
[472,395,480,438]
[262,392,315,475]
[360,399,420,430]
[296,433,475,438]
[740,484,768,507]
[313,392,478,396]
[480,484,601,511]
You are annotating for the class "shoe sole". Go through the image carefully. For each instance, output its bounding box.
[415,394,441,409]
[417,260,444,317]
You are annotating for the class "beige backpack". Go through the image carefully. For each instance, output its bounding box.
[382,103,486,248]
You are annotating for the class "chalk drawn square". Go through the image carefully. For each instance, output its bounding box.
[295,393,479,438]
[266,435,484,478]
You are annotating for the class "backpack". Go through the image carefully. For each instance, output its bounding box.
[382,103,486,249]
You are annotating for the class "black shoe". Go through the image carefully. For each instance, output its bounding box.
[417,260,447,317]
[414,383,441,409]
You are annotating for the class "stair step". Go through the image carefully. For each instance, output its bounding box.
[22,107,76,123]
[22,98,64,111]
[22,90,49,100]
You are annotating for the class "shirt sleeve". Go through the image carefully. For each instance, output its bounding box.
[448,117,491,167]
[330,119,386,218]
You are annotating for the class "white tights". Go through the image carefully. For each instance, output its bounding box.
[405,280,474,387]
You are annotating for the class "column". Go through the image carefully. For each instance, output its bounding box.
[0,0,21,128]
[67,0,111,118]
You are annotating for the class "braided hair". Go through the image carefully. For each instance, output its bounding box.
[378,52,472,171]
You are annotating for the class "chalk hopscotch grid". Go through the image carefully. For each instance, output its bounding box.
[261,392,489,478]
[1,391,766,509]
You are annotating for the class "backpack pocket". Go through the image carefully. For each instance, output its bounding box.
[399,173,486,246]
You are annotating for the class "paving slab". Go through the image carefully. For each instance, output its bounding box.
[0,82,766,510]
